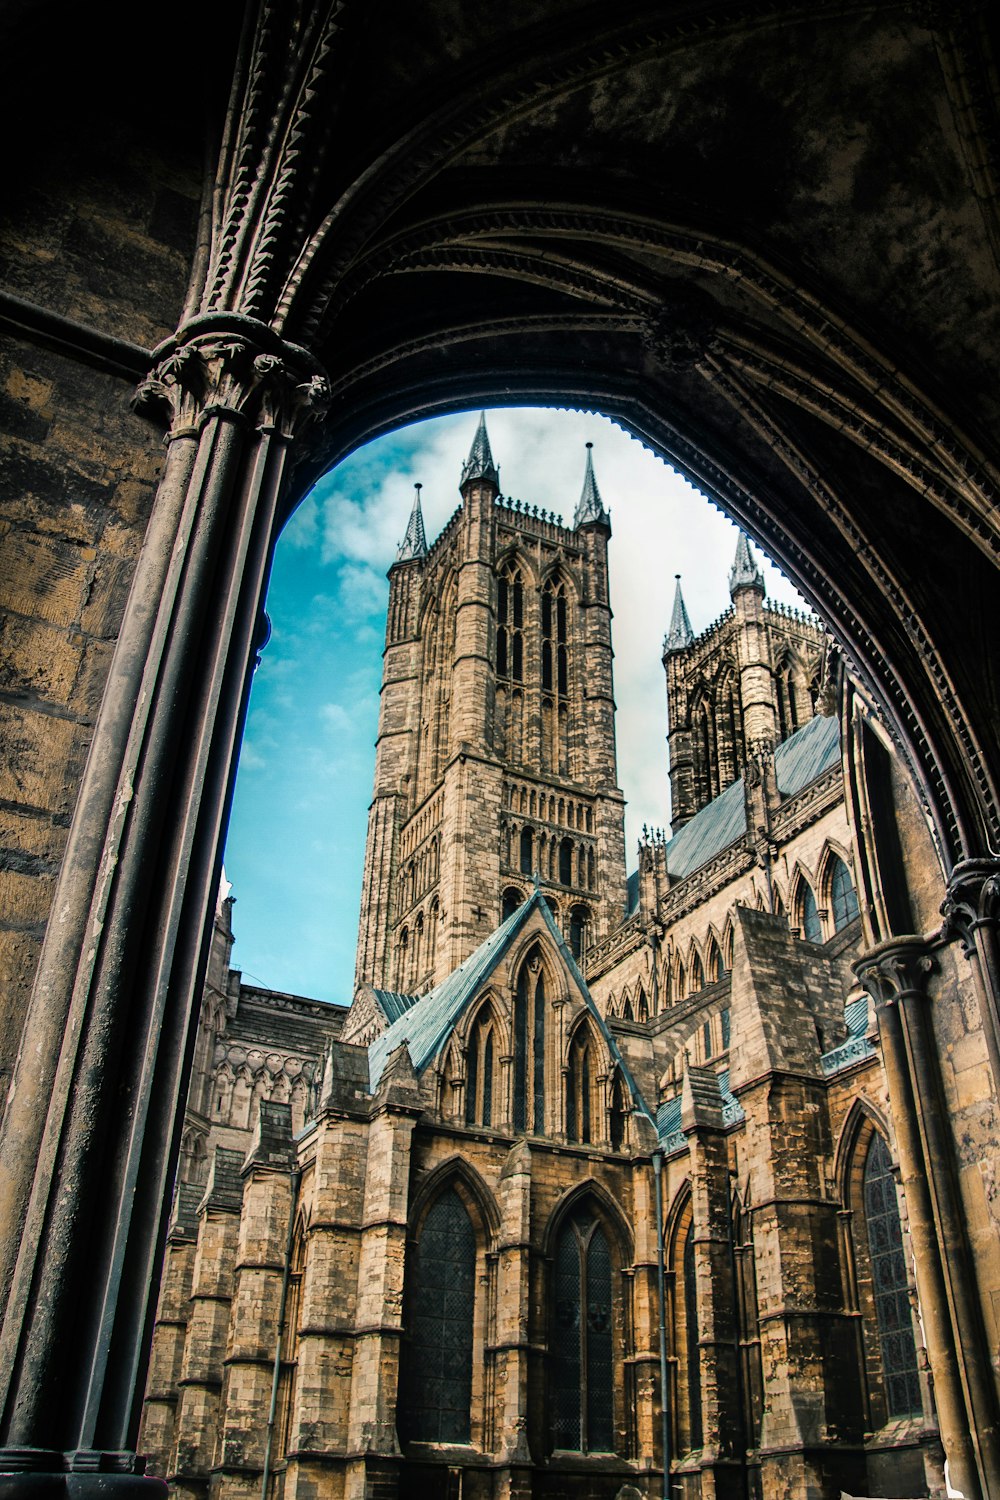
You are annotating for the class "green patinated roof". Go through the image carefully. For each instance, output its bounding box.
[666,715,840,880]
[367,890,654,1130]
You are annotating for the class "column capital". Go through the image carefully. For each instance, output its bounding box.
[941,856,1000,953]
[854,934,936,1008]
[132,314,330,440]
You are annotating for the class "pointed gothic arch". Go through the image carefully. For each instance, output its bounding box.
[836,1107,924,1430]
[665,1187,703,1458]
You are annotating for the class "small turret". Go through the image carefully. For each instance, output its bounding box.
[395,483,428,563]
[574,442,610,529]
[729,530,765,595]
[460,411,499,492]
[664,574,695,653]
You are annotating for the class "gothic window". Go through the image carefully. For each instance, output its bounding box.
[733,1201,763,1449]
[466,1007,496,1128]
[702,1018,712,1057]
[398,1189,476,1443]
[690,951,704,991]
[861,1134,922,1419]
[569,904,589,962]
[800,881,822,942]
[520,826,533,875]
[707,938,723,982]
[513,951,546,1135]
[277,1228,305,1459]
[636,983,648,1023]
[669,1201,702,1457]
[566,1023,597,1144]
[427,898,439,970]
[675,960,686,1001]
[502,886,523,922]
[542,575,570,771]
[497,562,524,683]
[715,666,742,787]
[550,1208,615,1453]
[622,996,634,1022]
[830,854,860,931]
[775,655,800,743]
[396,927,409,990]
[609,1072,627,1150]
[721,1006,731,1049]
[559,837,574,886]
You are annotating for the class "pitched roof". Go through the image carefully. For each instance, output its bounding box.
[665,715,841,880]
[366,891,654,1129]
[371,988,420,1025]
[773,711,840,797]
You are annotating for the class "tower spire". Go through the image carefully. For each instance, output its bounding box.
[460,411,499,489]
[729,529,764,595]
[396,482,428,562]
[664,574,695,653]
[574,441,610,528]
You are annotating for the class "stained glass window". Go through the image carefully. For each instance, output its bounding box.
[683,1223,702,1449]
[830,855,859,931]
[801,882,822,943]
[863,1134,922,1418]
[514,968,527,1132]
[551,1211,615,1452]
[398,1189,475,1443]
[533,972,545,1134]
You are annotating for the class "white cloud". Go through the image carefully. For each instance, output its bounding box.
[228,404,811,999]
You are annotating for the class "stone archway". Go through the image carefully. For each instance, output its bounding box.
[1,4,999,1496]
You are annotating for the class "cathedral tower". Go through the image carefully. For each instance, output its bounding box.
[663,534,826,831]
[355,416,627,993]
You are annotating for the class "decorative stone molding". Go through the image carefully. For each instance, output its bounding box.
[854,935,936,1008]
[132,317,330,440]
[940,856,1000,951]
[641,297,722,373]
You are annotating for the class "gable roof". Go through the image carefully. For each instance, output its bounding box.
[366,890,654,1129]
[665,715,841,881]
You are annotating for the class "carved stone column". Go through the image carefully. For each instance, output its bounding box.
[0,316,328,1495]
[856,935,1000,1500]
[942,858,1000,1097]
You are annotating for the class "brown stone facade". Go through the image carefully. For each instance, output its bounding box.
[140,472,956,1500]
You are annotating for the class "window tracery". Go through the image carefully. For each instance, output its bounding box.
[550,1207,615,1453]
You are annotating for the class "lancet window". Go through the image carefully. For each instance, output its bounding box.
[566,1022,598,1144]
[541,574,570,774]
[496,561,524,683]
[465,1006,496,1128]
[569,904,589,962]
[830,854,859,931]
[858,1133,922,1420]
[669,1200,702,1457]
[398,1188,476,1443]
[550,1207,615,1453]
[800,880,822,943]
[513,950,546,1135]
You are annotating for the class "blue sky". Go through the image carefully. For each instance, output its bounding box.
[223,407,806,1004]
